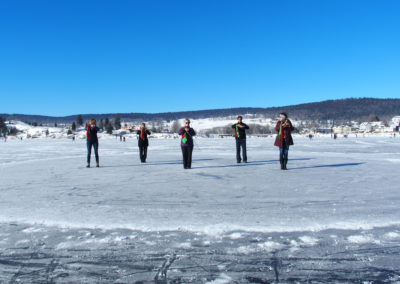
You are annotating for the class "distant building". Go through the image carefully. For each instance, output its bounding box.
[359,122,372,132]
[390,116,400,130]
[359,121,388,133]
[332,125,352,134]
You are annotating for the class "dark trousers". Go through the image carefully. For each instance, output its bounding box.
[236,139,247,162]
[139,146,148,162]
[181,146,193,169]
[87,141,99,164]
[279,146,289,161]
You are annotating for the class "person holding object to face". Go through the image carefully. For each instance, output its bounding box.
[232,115,250,163]
[274,112,294,170]
[86,119,100,168]
[137,123,151,163]
[178,119,196,169]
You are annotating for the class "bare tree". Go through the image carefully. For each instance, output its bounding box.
[170,120,181,133]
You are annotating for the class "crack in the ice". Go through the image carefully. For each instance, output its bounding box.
[154,253,177,283]
[271,254,282,282]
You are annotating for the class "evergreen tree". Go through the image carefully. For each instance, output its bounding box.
[98,120,103,129]
[8,127,18,136]
[45,129,49,136]
[71,122,76,131]
[77,115,83,126]
[0,117,7,136]
[114,115,121,130]
[106,123,114,134]
[105,118,110,127]
[54,122,58,127]
[368,114,380,122]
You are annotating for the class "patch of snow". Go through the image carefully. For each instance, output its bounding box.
[206,273,232,284]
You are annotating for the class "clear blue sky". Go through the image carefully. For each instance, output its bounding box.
[0,0,399,116]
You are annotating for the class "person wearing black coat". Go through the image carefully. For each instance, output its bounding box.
[137,123,151,163]
[178,119,196,169]
[274,112,294,170]
[232,116,250,163]
[86,119,100,168]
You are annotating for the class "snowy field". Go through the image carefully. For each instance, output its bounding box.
[0,136,400,283]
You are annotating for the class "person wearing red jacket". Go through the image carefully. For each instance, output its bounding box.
[136,123,151,163]
[274,112,294,170]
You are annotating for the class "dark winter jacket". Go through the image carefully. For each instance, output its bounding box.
[274,120,294,147]
[136,129,151,147]
[231,123,249,139]
[86,126,100,143]
[178,127,196,147]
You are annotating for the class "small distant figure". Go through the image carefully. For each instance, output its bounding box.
[274,112,294,170]
[120,135,122,142]
[308,134,313,140]
[232,115,249,163]
[72,135,75,141]
[178,119,196,169]
[86,119,100,168]
[333,133,337,140]
[137,123,151,163]
[123,136,126,142]
[344,134,348,138]
[4,136,7,142]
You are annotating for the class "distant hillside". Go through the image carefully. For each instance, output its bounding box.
[2,98,400,123]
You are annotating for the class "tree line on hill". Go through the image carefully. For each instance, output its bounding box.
[1,98,399,135]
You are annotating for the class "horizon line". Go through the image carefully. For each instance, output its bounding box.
[1,97,398,117]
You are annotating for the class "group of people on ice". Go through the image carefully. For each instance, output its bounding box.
[85,112,294,170]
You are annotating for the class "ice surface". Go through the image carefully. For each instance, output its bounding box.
[1,136,399,233]
[0,135,399,282]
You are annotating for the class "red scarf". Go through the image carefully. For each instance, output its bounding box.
[140,128,145,140]
[86,126,91,140]
[279,122,286,141]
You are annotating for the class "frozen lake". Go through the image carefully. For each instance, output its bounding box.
[0,136,399,282]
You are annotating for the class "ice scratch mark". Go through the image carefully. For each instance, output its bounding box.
[154,253,177,283]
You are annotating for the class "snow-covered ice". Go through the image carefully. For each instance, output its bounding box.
[0,136,399,282]
[1,136,399,233]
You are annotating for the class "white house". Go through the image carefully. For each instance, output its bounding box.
[359,122,372,132]
[391,116,400,127]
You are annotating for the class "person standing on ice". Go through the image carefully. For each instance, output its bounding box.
[178,119,196,169]
[136,123,151,163]
[232,115,249,163]
[86,119,100,168]
[274,112,294,170]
